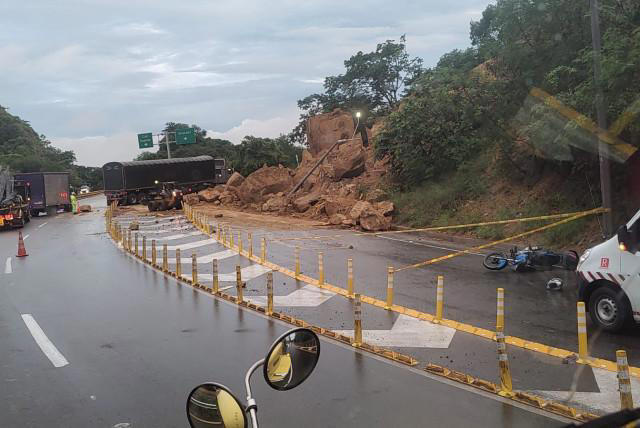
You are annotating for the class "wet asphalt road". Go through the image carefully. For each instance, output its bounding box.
[0,197,566,427]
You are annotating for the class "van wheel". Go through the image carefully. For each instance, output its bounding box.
[588,287,630,332]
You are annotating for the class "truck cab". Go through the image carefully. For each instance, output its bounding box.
[577,209,640,331]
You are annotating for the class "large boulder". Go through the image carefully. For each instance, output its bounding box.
[238,166,294,203]
[329,213,347,225]
[183,194,200,205]
[307,109,356,155]
[323,140,365,180]
[348,200,373,222]
[198,187,221,202]
[324,196,356,217]
[359,207,392,231]
[226,172,245,188]
[293,192,321,213]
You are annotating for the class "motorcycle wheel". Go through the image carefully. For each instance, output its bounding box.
[483,253,508,270]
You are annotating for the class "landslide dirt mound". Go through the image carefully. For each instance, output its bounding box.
[185,109,393,231]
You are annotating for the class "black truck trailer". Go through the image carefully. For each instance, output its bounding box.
[102,156,229,205]
[13,172,71,216]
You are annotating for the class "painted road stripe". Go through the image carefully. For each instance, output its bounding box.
[142,231,202,242]
[23,234,30,240]
[161,238,217,251]
[183,264,272,282]
[4,257,12,274]
[167,249,237,264]
[37,222,48,228]
[121,226,195,234]
[21,314,69,368]
[247,285,335,307]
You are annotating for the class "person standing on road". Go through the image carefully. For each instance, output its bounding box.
[71,192,78,214]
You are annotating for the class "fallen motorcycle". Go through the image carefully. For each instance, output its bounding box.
[483,246,578,272]
[186,327,320,428]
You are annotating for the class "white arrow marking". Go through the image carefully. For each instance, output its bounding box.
[21,314,69,368]
[530,367,640,415]
[247,285,336,307]
[167,249,237,264]
[37,222,48,228]
[23,234,30,240]
[334,314,456,348]
[4,257,12,274]
[183,264,272,283]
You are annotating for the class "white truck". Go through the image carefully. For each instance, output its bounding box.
[577,209,640,331]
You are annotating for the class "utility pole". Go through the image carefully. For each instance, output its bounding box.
[165,131,172,159]
[590,0,613,237]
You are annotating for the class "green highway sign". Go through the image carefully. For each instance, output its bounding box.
[137,132,153,149]
[176,127,196,145]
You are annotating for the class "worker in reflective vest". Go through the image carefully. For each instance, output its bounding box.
[71,192,78,214]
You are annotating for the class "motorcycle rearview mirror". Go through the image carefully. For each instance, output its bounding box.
[186,383,248,428]
[263,328,320,391]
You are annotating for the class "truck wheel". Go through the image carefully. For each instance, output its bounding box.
[127,193,138,205]
[588,287,631,332]
[31,209,40,218]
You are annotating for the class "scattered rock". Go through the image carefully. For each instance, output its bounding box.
[129,221,139,230]
[366,188,386,202]
[198,187,221,203]
[329,213,347,225]
[214,213,223,218]
[376,201,395,216]
[359,206,391,231]
[323,140,366,180]
[226,172,245,188]
[324,196,356,217]
[348,200,373,222]
[183,194,200,205]
[262,195,286,212]
[79,205,92,212]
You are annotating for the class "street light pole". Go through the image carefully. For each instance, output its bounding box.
[165,131,172,159]
[590,0,613,237]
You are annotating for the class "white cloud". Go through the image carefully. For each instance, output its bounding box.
[298,78,324,84]
[113,22,167,36]
[52,133,149,166]
[208,109,300,144]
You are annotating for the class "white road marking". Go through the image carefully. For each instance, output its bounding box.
[37,222,48,228]
[21,314,69,368]
[4,257,12,274]
[183,264,272,283]
[162,238,217,251]
[248,285,335,307]
[167,249,237,264]
[120,225,195,234]
[23,234,30,240]
[376,235,485,257]
[146,231,202,242]
[531,367,640,415]
[334,314,456,348]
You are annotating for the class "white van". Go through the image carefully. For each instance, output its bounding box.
[577,209,640,331]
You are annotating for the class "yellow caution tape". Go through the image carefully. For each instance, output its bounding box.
[394,207,607,272]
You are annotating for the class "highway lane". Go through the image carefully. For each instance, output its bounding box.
[0,196,566,427]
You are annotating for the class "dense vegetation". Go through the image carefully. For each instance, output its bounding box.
[0,106,103,189]
[292,0,640,241]
[135,123,302,177]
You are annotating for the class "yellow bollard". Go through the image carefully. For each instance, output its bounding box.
[176,248,182,278]
[318,252,324,285]
[162,243,168,272]
[261,237,266,263]
[385,267,394,310]
[238,231,243,254]
[236,265,243,303]
[248,232,253,258]
[230,227,235,249]
[128,230,132,253]
[142,236,147,261]
[295,247,300,278]
[151,240,157,266]
[217,223,221,241]
[135,233,139,257]
[616,350,634,409]
[347,258,354,298]
[212,259,219,293]
[496,287,505,330]
[353,293,363,347]
[266,271,274,316]
[435,275,444,322]
[496,326,514,397]
[577,302,589,363]
[192,253,198,285]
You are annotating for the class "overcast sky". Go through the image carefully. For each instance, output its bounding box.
[0,0,492,166]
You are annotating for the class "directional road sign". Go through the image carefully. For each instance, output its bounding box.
[137,133,153,149]
[176,128,196,145]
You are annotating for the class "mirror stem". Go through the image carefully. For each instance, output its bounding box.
[244,359,264,428]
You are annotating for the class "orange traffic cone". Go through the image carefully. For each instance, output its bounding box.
[17,231,28,257]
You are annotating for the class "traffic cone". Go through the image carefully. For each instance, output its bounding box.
[17,231,28,257]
